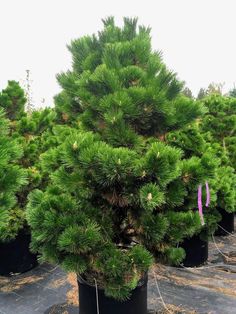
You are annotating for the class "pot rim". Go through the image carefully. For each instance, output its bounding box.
[77,272,148,291]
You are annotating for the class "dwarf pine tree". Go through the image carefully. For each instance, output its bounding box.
[166,124,221,239]
[0,81,57,239]
[166,101,236,252]
[200,94,236,214]
[0,109,27,241]
[201,94,236,170]
[27,17,206,298]
[229,87,236,98]
[0,81,26,121]
[14,108,57,209]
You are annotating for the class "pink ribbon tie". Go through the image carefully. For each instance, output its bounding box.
[205,181,210,207]
[198,184,205,226]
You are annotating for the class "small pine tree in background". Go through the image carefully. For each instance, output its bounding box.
[14,107,57,166]
[166,123,221,241]
[0,81,26,121]
[182,87,194,99]
[168,95,236,241]
[13,108,57,208]
[201,94,236,170]
[0,109,27,241]
[199,94,236,216]
[27,17,208,298]
[197,88,207,100]
[229,86,236,98]
[0,81,57,240]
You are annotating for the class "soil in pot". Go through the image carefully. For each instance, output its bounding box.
[215,208,234,236]
[78,274,148,314]
[180,234,208,267]
[0,230,38,276]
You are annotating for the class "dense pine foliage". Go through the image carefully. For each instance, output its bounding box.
[0,81,26,120]
[200,95,236,214]
[0,81,56,241]
[201,94,236,170]
[0,109,27,241]
[26,17,211,299]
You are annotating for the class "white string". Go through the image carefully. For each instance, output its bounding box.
[152,270,172,314]
[178,263,236,271]
[211,233,230,260]
[93,229,234,314]
[217,224,236,238]
[177,232,236,272]
[94,278,100,314]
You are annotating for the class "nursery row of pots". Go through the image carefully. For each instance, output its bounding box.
[1,207,233,276]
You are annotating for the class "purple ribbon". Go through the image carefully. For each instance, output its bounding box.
[205,181,210,207]
[198,185,204,225]
[197,182,210,226]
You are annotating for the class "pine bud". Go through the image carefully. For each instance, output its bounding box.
[30,167,38,174]
[183,173,190,183]
[62,113,69,121]
[147,193,153,201]
[141,170,146,178]
[72,141,78,150]
[117,158,121,165]
[156,152,160,158]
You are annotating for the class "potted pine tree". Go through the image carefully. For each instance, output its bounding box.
[200,94,236,235]
[26,17,206,313]
[0,108,31,275]
[0,81,56,275]
[166,123,220,266]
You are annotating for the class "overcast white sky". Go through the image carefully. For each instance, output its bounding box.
[1,0,236,107]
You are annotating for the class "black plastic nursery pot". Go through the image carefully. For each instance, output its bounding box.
[78,273,148,314]
[180,234,208,267]
[215,208,234,236]
[0,230,38,276]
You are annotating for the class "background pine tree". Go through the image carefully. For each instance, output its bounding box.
[13,108,57,208]
[0,81,26,121]
[200,94,236,170]
[0,109,27,241]
[166,123,221,242]
[0,81,57,240]
[199,94,236,215]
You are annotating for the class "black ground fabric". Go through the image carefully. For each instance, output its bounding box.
[0,227,236,314]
